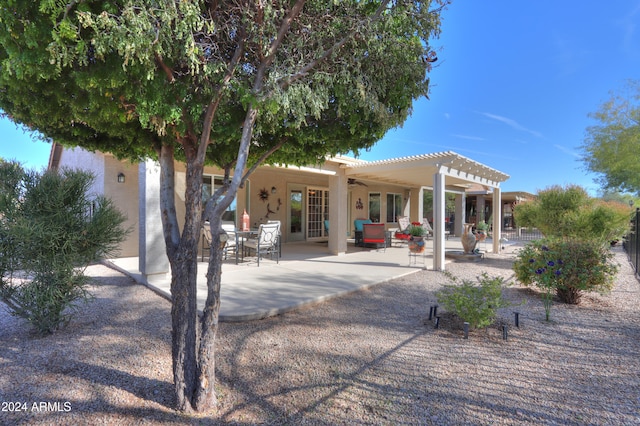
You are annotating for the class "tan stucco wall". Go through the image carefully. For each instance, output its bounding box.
[57,148,139,258]
[347,182,410,232]
[103,156,139,257]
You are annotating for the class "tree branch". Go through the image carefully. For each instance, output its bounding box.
[277,0,391,90]
[197,35,245,160]
[155,53,176,83]
[253,0,307,89]
[240,139,286,187]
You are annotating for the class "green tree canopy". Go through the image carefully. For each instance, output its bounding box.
[514,184,632,243]
[0,0,447,413]
[581,80,640,195]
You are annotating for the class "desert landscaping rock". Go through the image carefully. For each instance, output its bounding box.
[1,245,639,424]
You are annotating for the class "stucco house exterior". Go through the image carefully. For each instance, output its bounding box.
[49,144,509,275]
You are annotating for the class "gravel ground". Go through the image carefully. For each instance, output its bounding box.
[1,244,639,425]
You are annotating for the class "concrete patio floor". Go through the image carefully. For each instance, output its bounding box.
[105,237,491,321]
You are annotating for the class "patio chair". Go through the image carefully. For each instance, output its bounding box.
[422,218,449,240]
[392,216,412,246]
[267,220,282,258]
[362,223,386,251]
[222,222,238,260]
[354,218,372,246]
[202,222,237,261]
[244,222,280,266]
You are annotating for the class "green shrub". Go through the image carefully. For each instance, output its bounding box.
[436,272,510,329]
[513,238,618,320]
[0,162,128,335]
[513,185,632,243]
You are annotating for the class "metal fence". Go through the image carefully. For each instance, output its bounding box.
[501,227,544,243]
[624,208,640,278]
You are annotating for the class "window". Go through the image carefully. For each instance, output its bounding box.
[368,192,381,222]
[386,193,403,223]
[202,175,238,223]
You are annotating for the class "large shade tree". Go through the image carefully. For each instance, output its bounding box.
[581,79,640,195]
[0,0,447,413]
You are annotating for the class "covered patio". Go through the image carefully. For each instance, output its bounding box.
[331,151,510,270]
[107,237,489,321]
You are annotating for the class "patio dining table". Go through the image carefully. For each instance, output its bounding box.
[234,230,258,264]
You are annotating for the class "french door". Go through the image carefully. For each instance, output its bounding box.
[307,186,329,240]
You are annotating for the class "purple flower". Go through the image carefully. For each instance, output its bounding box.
[535,268,546,275]
[555,269,562,276]
[541,245,549,251]
[529,259,535,263]
[547,261,555,267]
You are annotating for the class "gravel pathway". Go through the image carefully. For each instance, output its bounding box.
[1,245,639,425]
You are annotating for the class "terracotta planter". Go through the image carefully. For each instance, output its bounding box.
[408,236,426,253]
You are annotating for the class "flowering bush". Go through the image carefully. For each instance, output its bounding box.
[514,238,618,320]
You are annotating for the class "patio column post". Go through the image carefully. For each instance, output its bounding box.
[433,170,446,271]
[409,187,422,221]
[492,186,502,254]
[328,168,347,255]
[454,193,465,237]
[138,160,170,279]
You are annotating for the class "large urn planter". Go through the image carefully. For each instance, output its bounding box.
[461,223,477,253]
[408,236,426,253]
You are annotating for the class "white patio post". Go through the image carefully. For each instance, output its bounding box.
[328,169,348,255]
[454,193,465,237]
[492,186,502,254]
[138,160,170,279]
[433,170,446,271]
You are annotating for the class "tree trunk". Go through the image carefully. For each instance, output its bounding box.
[556,286,582,305]
[193,215,225,409]
[159,143,207,412]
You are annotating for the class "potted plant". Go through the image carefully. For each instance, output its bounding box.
[475,220,489,242]
[408,223,426,253]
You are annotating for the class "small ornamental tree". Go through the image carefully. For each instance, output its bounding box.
[0,161,128,335]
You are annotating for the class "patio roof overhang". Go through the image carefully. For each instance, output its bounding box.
[336,151,509,271]
[340,151,509,189]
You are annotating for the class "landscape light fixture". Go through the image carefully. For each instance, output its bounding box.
[117,173,125,183]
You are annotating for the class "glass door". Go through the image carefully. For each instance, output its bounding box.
[307,186,329,240]
[287,186,305,242]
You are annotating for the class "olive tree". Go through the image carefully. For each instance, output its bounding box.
[0,0,447,412]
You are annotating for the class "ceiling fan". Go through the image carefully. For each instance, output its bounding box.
[347,178,368,187]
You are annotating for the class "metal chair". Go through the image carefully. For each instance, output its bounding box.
[222,222,239,260]
[202,221,238,261]
[362,223,386,251]
[244,222,280,266]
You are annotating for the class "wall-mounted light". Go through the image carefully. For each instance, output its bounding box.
[271,186,277,194]
[117,173,125,184]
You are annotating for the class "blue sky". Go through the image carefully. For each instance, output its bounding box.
[1,1,639,195]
